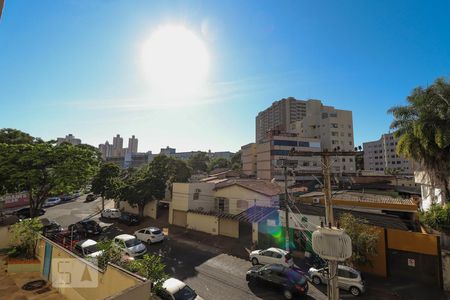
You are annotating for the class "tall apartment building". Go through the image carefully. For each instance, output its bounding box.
[112,134,124,157]
[56,134,81,145]
[256,98,355,173]
[128,135,138,154]
[363,133,417,174]
[99,141,113,159]
[242,132,322,181]
[256,97,307,143]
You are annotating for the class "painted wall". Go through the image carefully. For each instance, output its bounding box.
[0,226,11,249]
[186,213,218,235]
[387,228,439,255]
[219,218,239,238]
[120,200,157,219]
[214,185,273,215]
[36,238,147,300]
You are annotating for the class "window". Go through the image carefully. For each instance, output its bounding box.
[322,113,328,119]
[349,141,352,146]
[273,253,282,259]
[273,140,297,147]
[331,131,338,137]
[349,158,353,162]
[340,132,344,137]
[348,133,352,137]
[298,141,309,147]
[262,251,273,257]
[342,158,346,162]
[330,112,337,117]
[193,191,199,200]
[271,150,290,156]
[331,123,338,128]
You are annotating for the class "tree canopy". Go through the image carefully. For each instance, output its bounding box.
[208,157,231,172]
[389,77,450,203]
[340,213,379,267]
[0,130,100,216]
[187,152,210,173]
[91,163,122,210]
[230,151,242,171]
[0,128,42,144]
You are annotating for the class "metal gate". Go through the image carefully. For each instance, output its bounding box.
[387,249,441,287]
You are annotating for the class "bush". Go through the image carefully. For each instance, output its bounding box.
[419,204,450,232]
[9,218,43,259]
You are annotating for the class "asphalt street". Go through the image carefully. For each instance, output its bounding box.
[42,195,327,300]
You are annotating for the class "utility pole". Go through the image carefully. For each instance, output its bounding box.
[283,164,290,251]
[289,149,355,300]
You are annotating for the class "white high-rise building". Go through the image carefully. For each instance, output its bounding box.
[128,135,138,154]
[112,134,124,157]
[56,134,81,145]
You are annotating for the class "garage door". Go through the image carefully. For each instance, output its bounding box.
[219,218,239,238]
[172,210,187,227]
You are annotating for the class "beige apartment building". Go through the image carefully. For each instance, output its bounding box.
[363,133,417,174]
[256,98,355,173]
[242,132,322,181]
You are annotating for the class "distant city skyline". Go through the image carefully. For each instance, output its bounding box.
[1,1,450,152]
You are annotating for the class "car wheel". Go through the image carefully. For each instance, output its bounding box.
[251,258,259,265]
[312,276,322,285]
[283,290,293,300]
[350,286,361,296]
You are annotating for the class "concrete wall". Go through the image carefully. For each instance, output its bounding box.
[186,212,218,235]
[36,237,148,300]
[219,218,239,238]
[442,251,450,291]
[172,210,187,227]
[0,226,11,249]
[120,200,157,219]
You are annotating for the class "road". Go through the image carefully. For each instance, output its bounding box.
[43,196,327,300]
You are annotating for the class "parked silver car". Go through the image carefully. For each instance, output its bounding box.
[308,265,365,296]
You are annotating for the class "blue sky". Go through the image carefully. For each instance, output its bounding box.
[1,0,449,153]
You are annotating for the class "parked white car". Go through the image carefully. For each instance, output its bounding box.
[308,265,366,296]
[113,234,147,257]
[74,239,103,258]
[101,208,121,219]
[249,247,294,267]
[158,278,203,300]
[134,227,164,244]
[43,197,61,207]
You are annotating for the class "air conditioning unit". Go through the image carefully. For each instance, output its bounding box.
[313,198,320,204]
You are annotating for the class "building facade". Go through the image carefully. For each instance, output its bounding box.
[56,134,81,145]
[363,133,417,174]
[127,135,138,154]
[241,132,322,181]
[159,146,234,161]
[112,134,124,157]
[256,98,355,173]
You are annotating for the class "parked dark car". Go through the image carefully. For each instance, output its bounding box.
[85,194,98,202]
[50,229,81,250]
[118,212,140,226]
[246,264,308,299]
[41,218,63,236]
[15,207,45,219]
[68,219,102,237]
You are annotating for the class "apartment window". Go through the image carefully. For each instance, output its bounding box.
[342,158,346,162]
[348,133,352,137]
[349,158,353,162]
[331,131,339,137]
[332,140,339,145]
[298,141,309,147]
[193,190,200,200]
[397,161,401,164]
[273,140,297,147]
[303,161,309,166]
[330,113,337,117]
[331,123,338,128]
[322,113,329,119]
[349,141,352,146]
[348,125,352,129]
[215,197,228,212]
[271,150,290,156]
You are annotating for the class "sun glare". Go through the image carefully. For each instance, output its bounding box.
[141,25,209,102]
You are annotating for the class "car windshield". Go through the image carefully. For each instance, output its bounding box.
[125,238,141,247]
[84,244,99,254]
[84,221,97,227]
[173,285,197,300]
[286,271,306,285]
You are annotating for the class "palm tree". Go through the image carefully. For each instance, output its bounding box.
[389,77,450,204]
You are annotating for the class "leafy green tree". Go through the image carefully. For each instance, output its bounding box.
[389,77,450,203]
[230,151,242,171]
[208,157,231,172]
[126,254,168,293]
[9,218,43,259]
[187,152,210,173]
[96,239,124,270]
[149,155,191,195]
[340,213,379,267]
[0,139,100,216]
[92,163,122,210]
[0,128,42,144]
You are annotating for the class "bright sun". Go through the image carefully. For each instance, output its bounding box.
[141,25,209,101]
